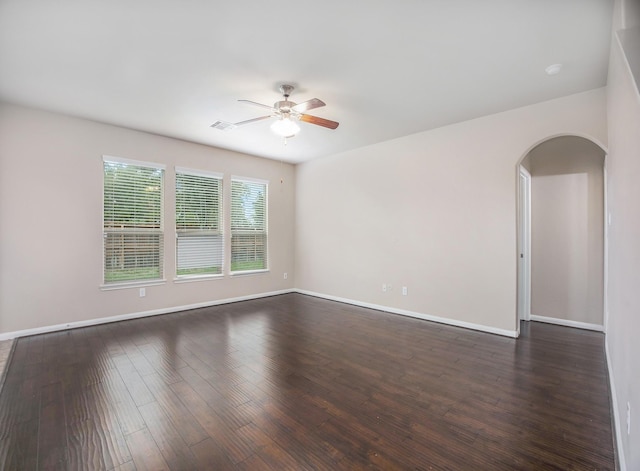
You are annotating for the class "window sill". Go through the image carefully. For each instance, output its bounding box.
[230,269,269,277]
[174,274,224,284]
[100,279,167,291]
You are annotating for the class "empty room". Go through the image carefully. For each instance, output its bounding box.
[0,0,639,469]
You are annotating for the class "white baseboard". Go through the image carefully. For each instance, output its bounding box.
[529,314,604,332]
[0,289,295,341]
[2,291,604,342]
[606,337,627,471]
[295,289,518,338]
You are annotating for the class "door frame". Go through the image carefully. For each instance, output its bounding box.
[603,155,609,334]
[517,166,532,327]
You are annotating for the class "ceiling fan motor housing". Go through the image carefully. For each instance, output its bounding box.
[274,100,295,113]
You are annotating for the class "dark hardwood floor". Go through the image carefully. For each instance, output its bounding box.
[0,293,615,470]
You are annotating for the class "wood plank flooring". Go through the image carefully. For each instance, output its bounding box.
[0,293,615,470]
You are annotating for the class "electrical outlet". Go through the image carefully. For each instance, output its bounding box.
[627,402,631,435]
[402,286,408,296]
[139,288,146,297]
[283,272,288,280]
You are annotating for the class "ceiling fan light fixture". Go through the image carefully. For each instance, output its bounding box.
[270,117,300,137]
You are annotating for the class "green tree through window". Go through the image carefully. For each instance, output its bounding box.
[231,179,267,272]
[103,158,164,283]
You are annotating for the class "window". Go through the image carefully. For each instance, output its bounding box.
[103,156,164,284]
[231,178,268,273]
[175,168,223,277]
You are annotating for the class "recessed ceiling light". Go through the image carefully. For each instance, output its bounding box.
[545,64,563,76]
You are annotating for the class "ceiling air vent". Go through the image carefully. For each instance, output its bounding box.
[210,120,237,131]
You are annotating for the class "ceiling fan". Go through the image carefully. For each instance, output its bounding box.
[211,84,339,139]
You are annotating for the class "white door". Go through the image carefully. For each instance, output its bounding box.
[517,167,531,322]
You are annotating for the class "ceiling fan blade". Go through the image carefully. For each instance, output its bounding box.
[292,98,326,113]
[300,114,339,130]
[238,99,276,111]
[234,115,273,126]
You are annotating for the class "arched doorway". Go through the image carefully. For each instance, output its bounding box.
[517,135,607,333]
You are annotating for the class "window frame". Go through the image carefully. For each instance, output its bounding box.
[101,155,166,289]
[174,167,224,281]
[230,176,269,276]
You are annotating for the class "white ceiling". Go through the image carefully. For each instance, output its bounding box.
[0,0,613,164]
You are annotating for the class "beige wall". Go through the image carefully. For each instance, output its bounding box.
[528,137,605,326]
[605,0,640,468]
[0,104,296,335]
[295,89,607,334]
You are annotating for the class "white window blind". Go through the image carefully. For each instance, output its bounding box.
[231,178,268,273]
[103,157,164,284]
[175,169,223,277]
